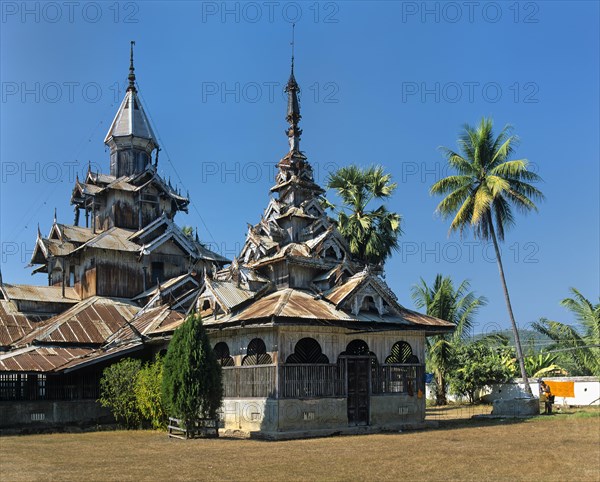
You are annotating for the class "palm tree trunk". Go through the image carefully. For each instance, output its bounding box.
[486,212,533,397]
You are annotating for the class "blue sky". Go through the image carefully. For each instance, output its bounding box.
[1,1,598,335]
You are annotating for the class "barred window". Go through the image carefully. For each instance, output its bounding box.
[286,338,329,364]
[242,338,272,366]
[214,342,235,367]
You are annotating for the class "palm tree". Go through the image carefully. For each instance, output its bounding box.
[532,288,600,376]
[326,165,402,265]
[412,274,487,405]
[430,118,544,396]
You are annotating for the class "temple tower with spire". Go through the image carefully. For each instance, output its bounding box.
[105,41,158,178]
[27,44,229,299]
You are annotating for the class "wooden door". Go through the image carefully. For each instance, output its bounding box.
[347,358,370,425]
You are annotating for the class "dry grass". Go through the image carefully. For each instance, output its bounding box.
[1,411,599,481]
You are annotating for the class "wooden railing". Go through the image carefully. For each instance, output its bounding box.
[279,364,346,398]
[222,365,276,398]
[372,364,424,395]
[220,363,425,399]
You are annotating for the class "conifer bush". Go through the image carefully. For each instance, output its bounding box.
[161,313,223,428]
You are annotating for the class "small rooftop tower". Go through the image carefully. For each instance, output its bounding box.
[104,41,158,178]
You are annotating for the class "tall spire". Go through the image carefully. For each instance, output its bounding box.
[128,40,136,92]
[285,24,302,154]
[104,42,158,177]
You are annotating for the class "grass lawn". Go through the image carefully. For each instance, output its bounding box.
[1,410,598,481]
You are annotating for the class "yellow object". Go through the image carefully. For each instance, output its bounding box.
[546,381,574,398]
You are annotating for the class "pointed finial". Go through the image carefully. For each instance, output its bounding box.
[87,160,91,174]
[155,147,160,168]
[37,223,42,238]
[285,24,302,154]
[291,23,295,74]
[128,40,137,92]
[195,228,199,243]
[53,208,57,224]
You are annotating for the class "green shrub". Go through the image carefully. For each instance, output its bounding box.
[162,313,223,427]
[448,342,514,403]
[135,356,167,430]
[99,358,143,428]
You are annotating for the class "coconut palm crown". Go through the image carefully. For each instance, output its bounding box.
[431,117,544,396]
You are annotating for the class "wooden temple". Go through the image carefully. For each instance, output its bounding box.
[0,45,454,436]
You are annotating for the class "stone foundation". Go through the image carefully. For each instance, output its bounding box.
[491,397,539,417]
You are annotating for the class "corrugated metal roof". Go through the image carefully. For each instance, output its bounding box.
[55,224,95,244]
[78,227,139,252]
[0,346,95,372]
[59,342,144,372]
[206,279,255,311]
[325,275,363,305]
[204,287,455,331]
[15,297,140,346]
[0,300,44,346]
[104,89,157,142]
[1,284,80,303]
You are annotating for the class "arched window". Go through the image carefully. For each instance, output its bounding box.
[361,295,377,312]
[214,342,234,367]
[385,341,419,364]
[337,339,379,368]
[242,338,273,365]
[286,338,329,364]
[345,339,371,356]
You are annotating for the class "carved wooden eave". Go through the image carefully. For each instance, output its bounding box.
[323,270,404,318]
[133,273,201,312]
[131,214,228,264]
[270,175,325,196]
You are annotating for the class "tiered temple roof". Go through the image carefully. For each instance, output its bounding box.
[196,59,454,334]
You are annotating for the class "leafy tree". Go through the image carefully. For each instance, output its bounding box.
[99,358,143,429]
[431,118,544,396]
[135,356,167,429]
[524,352,567,378]
[532,288,600,376]
[412,274,487,405]
[326,165,402,265]
[448,342,514,403]
[161,313,223,429]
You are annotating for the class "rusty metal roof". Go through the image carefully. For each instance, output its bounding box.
[205,279,255,312]
[59,342,144,372]
[1,284,80,304]
[0,300,44,347]
[114,305,185,341]
[325,275,364,306]
[14,297,140,347]
[0,346,95,372]
[204,286,454,331]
